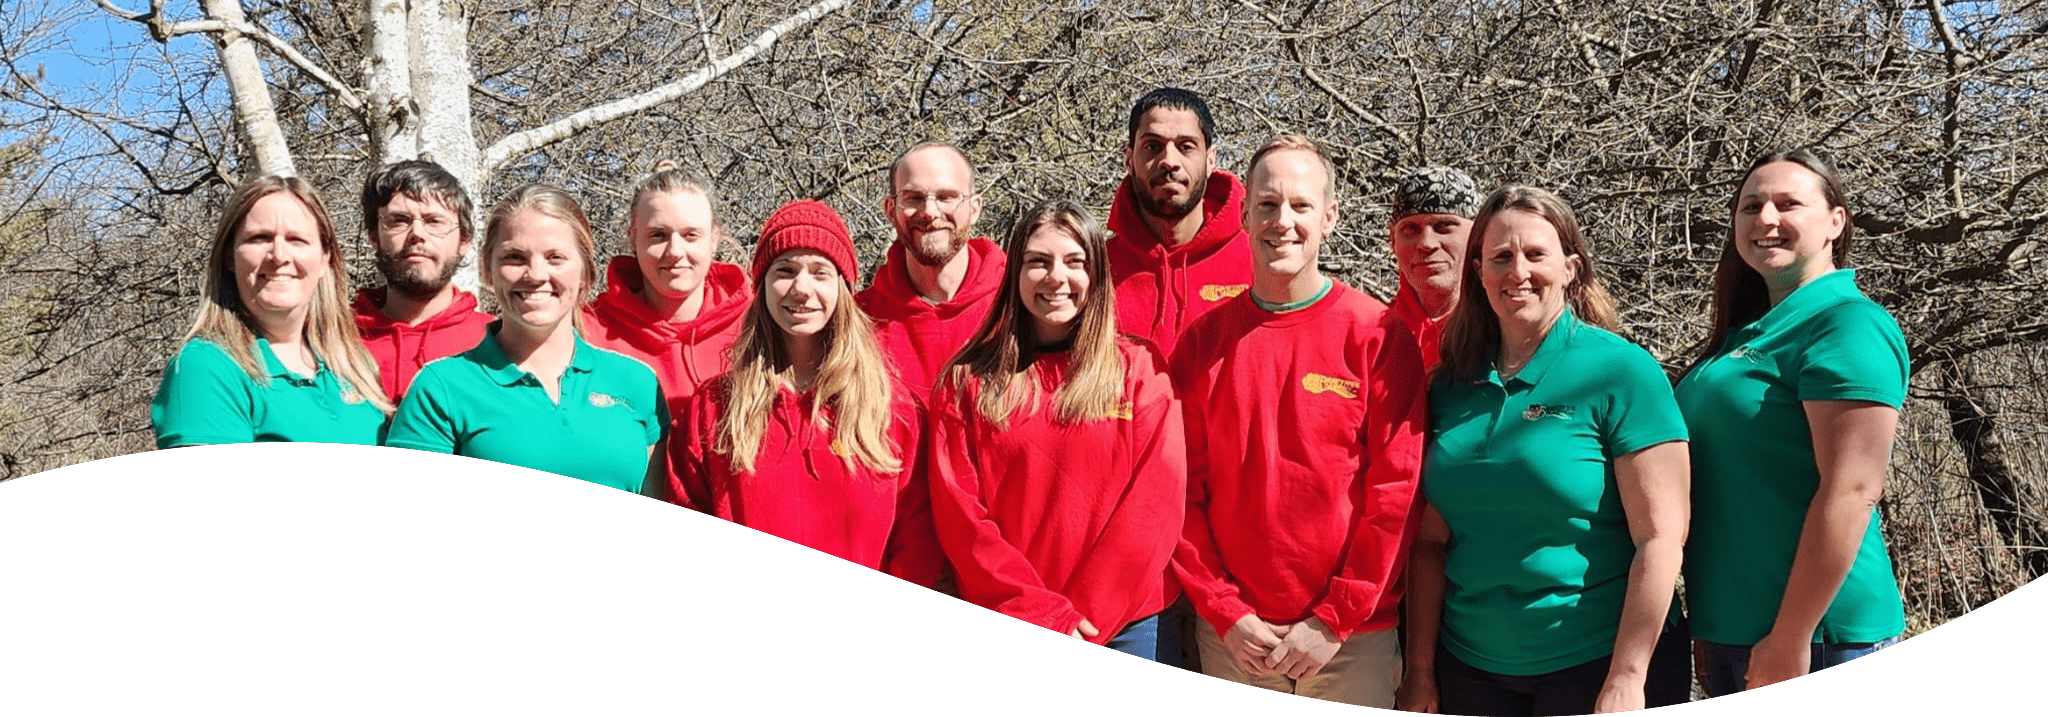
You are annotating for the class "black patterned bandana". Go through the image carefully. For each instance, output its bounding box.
[1391,166,1481,220]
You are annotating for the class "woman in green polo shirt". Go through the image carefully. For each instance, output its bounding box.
[1676,149,1909,697]
[384,185,665,494]
[151,175,393,448]
[1396,186,1691,716]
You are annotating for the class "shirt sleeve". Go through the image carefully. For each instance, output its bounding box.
[151,340,257,448]
[881,401,948,589]
[382,369,458,454]
[1167,342,1261,638]
[1600,344,1690,458]
[1311,319,1428,639]
[1797,301,1910,408]
[1064,351,1188,638]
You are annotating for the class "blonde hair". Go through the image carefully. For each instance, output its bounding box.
[1246,134,1337,200]
[184,175,392,414]
[481,184,601,329]
[1439,185,1619,384]
[940,200,1123,426]
[714,275,901,473]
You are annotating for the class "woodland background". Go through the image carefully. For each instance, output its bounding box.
[2,0,2043,633]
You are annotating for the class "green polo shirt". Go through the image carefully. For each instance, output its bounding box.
[1675,269,1908,646]
[1424,308,1688,675]
[384,325,666,494]
[152,337,388,448]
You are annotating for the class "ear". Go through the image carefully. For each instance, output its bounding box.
[1828,205,1848,246]
[1566,254,1583,287]
[1323,197,1340,231]
[1122,143,1137,178]
[962,193,984,229]
[881,194,897,219]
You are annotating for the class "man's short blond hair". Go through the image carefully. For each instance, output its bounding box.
[1245,135,1337,201]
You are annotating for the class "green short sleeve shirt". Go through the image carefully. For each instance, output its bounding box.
[1425,309,1688,675]
[151,337,388,448]
[384,326,667,494]
[1675,269,1908,645]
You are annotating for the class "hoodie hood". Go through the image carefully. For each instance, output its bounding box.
[586,256,752,351]
[856,237,1007,323]
[350,285,494,401]
[1105,169,1247,263]
[352,286,484,333]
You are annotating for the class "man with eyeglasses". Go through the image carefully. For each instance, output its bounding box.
[352,159,493,402]
[856,141,1005,403]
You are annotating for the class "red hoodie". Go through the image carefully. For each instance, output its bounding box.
[926,338,1186,643]
[581,257,752,408]
[855,239,1006,403]
[351,287,493,402]
[1106,169,1253,357]
[1389,282,1447,374]
[671,373,944,588]
[1168,283,1427,640]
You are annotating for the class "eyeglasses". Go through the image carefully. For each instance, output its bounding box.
[379,211,460,238]
[893,191,972,213]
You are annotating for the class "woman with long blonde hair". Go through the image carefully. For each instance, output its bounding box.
[926,200,1186,660]
[671,198,942,587]
[152,175,391,447]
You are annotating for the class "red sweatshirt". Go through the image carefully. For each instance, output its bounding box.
[351,287,493,402]
[1389,282,1447,374]
[926,338,1187,643]
[671,373,944,587]
[855,239,1006,403]
[1106,169,1253,357]
[581,257,752,407]
[1168,282,1427,640]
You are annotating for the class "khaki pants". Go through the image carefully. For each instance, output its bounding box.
[1195,623,1402,708]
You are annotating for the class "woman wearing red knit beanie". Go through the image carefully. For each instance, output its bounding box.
[925,199,1188,660]
[669,198,945,587]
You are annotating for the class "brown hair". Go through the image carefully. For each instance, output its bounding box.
[184,174,392,414]
[1438,185,1619,384]
[480,184,601,327]
[1687,148,1856,374]
[940,200,1123,427]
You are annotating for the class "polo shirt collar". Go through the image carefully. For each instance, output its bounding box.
[255,337,319,386]
[1749,269,1858,336]
[474,321,600,387]
[1489,306,1579,388]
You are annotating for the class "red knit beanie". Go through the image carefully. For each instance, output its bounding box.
[752,198,860,285]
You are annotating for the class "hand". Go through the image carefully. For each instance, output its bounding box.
[1067,619,1100,640]
[1395,667,1440,713]
[1744,630,1812,690]
[1224,614,1287,675]
[1592,673,1646,713]
[1265,617,1342,680]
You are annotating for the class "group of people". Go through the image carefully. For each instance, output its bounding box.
[150,87,1912,715]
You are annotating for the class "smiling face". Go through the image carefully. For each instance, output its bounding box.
[233,192,332,329]
[764,249,842,340]
[1018,224,1091,345]
[885,146,981,268]
[1244,148,1337,282]
[1733,160,1847,290]
[1123,107,1215,221]
[631,188,720,301]
[485,209,587,335]
[1477,208,1579,333]
[372,191,469,300]
[1390,212,1472,300]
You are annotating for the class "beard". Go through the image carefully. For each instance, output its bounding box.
[376,248,462,300]
[1132,168,1208,222]
[899,223,968,268]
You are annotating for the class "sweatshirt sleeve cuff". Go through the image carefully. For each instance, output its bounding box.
[1311,582,1373,640]
[1195,597,1259,639]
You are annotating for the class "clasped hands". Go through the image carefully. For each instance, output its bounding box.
[1226,614,1342,680]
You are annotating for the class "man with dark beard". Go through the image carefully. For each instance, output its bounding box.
[1106,87,1252,356]
[352,160,493,402]
[855,141,1006,403]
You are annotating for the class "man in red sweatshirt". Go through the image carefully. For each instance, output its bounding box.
[1385,165,1481,373]
[353,160,493,402]
[1170,136,1427,708]
[855,141,1005,402]
[1107,87,1252,356]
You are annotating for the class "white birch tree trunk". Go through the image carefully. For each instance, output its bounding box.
[201,0,294,177]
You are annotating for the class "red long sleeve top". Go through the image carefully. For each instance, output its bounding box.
[581,257,752,407]
[855,239,1006,403]
[671,373,945,587]
[1105,169,1253,357]
[926,339,1187,643]
[1389,282,1447,375]
[1167,283,1428,640]
[351,287,493,402]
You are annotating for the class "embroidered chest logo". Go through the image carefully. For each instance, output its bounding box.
[1522,404,1577,421]
[1200,284,1249,302]
[1093,401,1135,420]
[1301,373,1360,398]
[588,392,620,409]
[1728,345,1764,364]
[339,387,364,405]
[829,439,851,457]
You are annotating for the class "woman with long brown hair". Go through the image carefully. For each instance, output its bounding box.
[670,199,942,587]
[152,175,391,447]
[926,199,1186,660]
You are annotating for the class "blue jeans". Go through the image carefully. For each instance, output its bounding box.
[1107,612,1177,663]
[1701,635,1902,697]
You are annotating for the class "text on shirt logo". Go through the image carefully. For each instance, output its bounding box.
[1200,284,1249,302]
[1093,401,1135,420]
[1521,404,1576,421]
[1301,373,1360,399]
[588,392,619,409]
[1728,345,1764,363]
[829,439,850,457]
[339,387,364,405]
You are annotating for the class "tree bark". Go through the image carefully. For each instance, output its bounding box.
[1939,360,2048,580]
[202,0,294,177]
